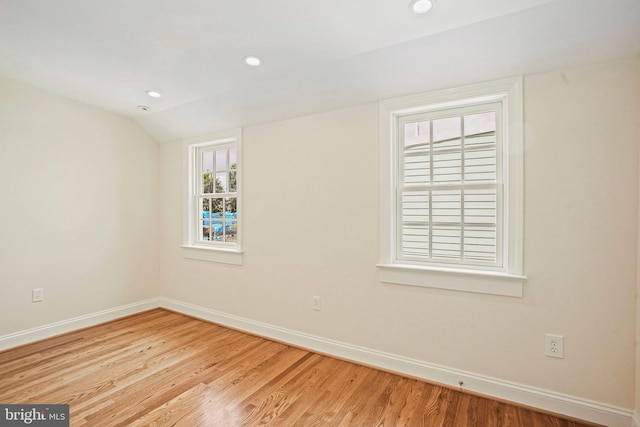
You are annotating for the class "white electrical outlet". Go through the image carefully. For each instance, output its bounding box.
[312,296,321,311]
[545,334,564,358]
[32,288,44,302]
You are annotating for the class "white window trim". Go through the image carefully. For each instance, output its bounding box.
[180,128,243,265]
[378,77,525,297]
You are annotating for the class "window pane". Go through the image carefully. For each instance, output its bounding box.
[402,191,429,223]
[229,169,237,192]
[464,112,496,137]
[200,197,210,215]
[225,197,237,243]
[404,152,430,185]
[216,149,227,171]
[432,190,461,223]
[402,225,429,258]
[211,198,223,215]
[216,172,226,193]
[405,122,417,138]
[203,173,214,193]
[210,198,223,241]
[199,220,210,241]
[404,120,430,148]
[202,152,214,195]
[229,148,237,167]
[433,152,461,183]
[199,198,211,241]
[433,116,461,150]
[226,197,237,215]
[202,151,213,173]
[464,112,496,183]
[464,226,496,263]
[432,225,461,260]
[213,222,223,241]
[229,148,238,193]
[225,231,236,243]
[463,189,497,263]
[464,189,497,225]
[464,148,496,182]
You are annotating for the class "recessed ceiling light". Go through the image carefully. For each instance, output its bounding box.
[243,56,262,67]
[145,90,161,98]
[410,0,434,14]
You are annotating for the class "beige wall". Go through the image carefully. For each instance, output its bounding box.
[1,57,638,411]
[160,57,640,409]
[0,76,160,334]
[524,59,638,407]
[636,61,640,420]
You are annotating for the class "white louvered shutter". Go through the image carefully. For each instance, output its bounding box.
[397,102,503,268]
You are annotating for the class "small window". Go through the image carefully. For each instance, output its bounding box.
[196,143,238,245]
[181,129,242,265]
[378,78,525,296]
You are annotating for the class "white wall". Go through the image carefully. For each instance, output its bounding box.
[0,76,160,334]
[160,57,640,410]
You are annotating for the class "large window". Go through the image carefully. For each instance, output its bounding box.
[181,129,242,265]
[378,78,525,296]
[398,103,502,267]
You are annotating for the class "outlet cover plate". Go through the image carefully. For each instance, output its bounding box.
[32,288,44,302]
[545,334,564,358]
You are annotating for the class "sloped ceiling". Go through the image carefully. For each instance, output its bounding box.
[0,0,639,142]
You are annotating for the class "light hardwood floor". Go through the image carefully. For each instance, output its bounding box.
[0,309,598,426]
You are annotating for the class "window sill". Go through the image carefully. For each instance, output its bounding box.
[180,245,244,265]
[376,263,525,297]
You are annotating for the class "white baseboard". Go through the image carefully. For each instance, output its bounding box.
[159,297,635,427]
[0,298,161,351]
[1,297,634,427]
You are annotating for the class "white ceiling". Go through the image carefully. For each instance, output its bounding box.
[1,0,639,143]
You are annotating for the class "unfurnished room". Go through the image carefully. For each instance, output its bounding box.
[1,0,640,426]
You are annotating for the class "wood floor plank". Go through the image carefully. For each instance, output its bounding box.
[0,309,601,426]
[254,355,361,426]
[295,362,373,426]
[3,315,213,405]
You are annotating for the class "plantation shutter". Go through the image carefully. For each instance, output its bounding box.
[397,102,503,268]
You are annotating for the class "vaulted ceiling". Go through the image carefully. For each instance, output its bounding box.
[1,0,639,142]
